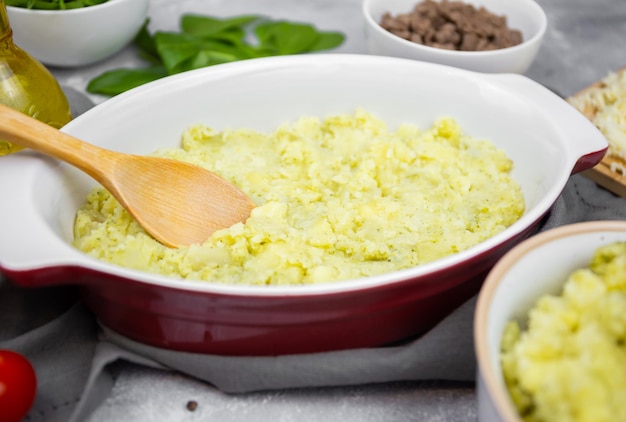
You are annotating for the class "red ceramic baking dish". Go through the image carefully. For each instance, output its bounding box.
[0,55,607,355]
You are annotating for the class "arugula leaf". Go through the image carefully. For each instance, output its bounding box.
[6,0,109,9]
[86,13,345,97]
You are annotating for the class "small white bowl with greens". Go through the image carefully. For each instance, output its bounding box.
[6,0,149,67]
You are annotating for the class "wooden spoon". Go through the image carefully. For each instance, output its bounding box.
[0,104,255,248]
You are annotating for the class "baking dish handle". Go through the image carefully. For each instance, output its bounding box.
[490,73,608,175]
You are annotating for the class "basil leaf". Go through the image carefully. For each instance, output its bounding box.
[187,50,241,69]
[199,27,247,45]
[155,31,260,74]
[308,31,345,52]
[255,21,320,55]
[181,14,259,39]
[134,19,161,64]
[86,66,167,96]
[86,13,345,96]
[154,32,205,74]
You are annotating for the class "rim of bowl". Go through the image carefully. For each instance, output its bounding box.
[6,0,144,15]
[362,0,548,57]
[474,220,626,422]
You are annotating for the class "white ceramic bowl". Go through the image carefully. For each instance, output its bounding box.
[6,0,149,67]
[474,221,626,422]
[362,0,547,73]
[0,54,607,356]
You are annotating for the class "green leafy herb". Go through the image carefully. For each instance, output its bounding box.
[86,14,345,96]
[84,66,168,96]
[6,0,109,10]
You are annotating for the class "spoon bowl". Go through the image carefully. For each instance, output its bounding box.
[0,104,255,247]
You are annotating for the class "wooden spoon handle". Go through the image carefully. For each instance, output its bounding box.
[0,104,117,180]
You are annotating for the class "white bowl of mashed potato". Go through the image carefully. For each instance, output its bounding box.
[475,221,626,422]
[0,54,607,356]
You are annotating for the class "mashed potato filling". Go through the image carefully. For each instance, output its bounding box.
[73,109,524,286]
[501,242,626,422]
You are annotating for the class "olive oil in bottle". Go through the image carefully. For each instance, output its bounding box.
[0,0,72,156]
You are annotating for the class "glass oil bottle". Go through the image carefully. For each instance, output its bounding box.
[0,0,72,156]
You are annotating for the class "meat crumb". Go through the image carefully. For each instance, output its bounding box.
[380,0,523,51]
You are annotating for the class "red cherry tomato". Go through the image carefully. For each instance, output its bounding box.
[0,350,37,422]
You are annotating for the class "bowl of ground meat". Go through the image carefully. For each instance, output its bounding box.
[363,0,547,73]
[0,54,606,356]
[475,221,626,422]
